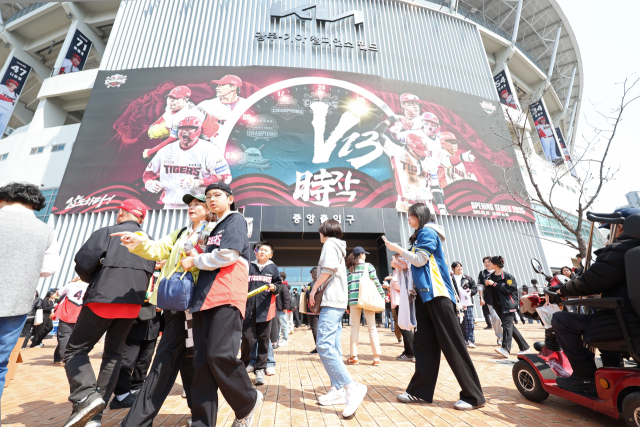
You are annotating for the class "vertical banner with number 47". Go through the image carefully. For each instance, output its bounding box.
[58,29,93,75]
[0,57,32,137]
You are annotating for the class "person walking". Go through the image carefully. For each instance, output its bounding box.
[291,288,301,328]
[485,256,531,358]
[346,247,385,366]
[52,277,88,364]
[0,183,61,404]
[21,292,43,349]
[116,193,214,427]
[384,203,485,411]
[276,272,290,347]
[305,268,319,354]
[450,262,477,349]
[29,290,56,348]
[478,256,503,345]
[390,255,415,361]
[309,220,367,418]
[62,199,156,427]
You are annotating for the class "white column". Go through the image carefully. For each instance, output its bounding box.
[566,101,578,148]
[54,2,106,72]
[511,0,523,44]
[556,67,576,121]
[547,26,562,79]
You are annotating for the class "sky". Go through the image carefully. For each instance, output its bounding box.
[560,1,640,211]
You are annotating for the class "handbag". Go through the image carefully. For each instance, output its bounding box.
[34,308,43,325]
[356,269,385,312]
[156,253,195,311]
[299,291,308,314]
[309,255,344,314]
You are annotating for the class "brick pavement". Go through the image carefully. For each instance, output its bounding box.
[1,322,624,426]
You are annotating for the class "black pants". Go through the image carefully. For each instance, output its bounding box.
[114,337,158,396]
[292,309,300,327]
[395,306,414,357]
[31,318,53,346]
[481,304,492,328]
[406,296,485,407]
[308,314,319,345]
[270,314,279,343]
[191,305,257,425]
[64,306,135,404]
[241,315,271,371]
[122,311,195,427]
[54,320,75,363]
[498,311,529,353]
[20,318,35,349]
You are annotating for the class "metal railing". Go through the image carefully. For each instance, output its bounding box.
[4,2,47,25]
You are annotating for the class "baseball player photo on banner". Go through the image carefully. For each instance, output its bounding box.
[58,29,92,75]
[54,66,534,222]
[0,57,32,136]
[493,70,518,110]
[555,127,577,178]
[530,100,562,165]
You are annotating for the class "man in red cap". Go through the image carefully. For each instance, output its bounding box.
[197,74,247,134]
[144,85,219,159]
[61,199,157,427]
[59,53,83,74]
[0,78,19,133]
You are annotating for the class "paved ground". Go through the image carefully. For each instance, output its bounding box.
[1,321,625,427]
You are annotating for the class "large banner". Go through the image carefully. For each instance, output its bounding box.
[555,127,577,178]
[58,29,93,74]
[0,57,32,136]
[493,70,518,110]
[54,66,534,221]
[530,100,563,165]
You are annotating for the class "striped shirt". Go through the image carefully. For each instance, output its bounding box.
[347,262,384,307]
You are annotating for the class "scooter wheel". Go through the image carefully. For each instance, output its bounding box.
[622,392,640,427]
[512,360,549,402]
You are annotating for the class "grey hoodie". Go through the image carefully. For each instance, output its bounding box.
[317,237,348,309]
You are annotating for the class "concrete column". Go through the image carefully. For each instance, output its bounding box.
[30,97,68,130]
[11,102,34,126]
[0,32,52,80]
[54,2,107,71]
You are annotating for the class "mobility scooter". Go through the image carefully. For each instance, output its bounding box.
[512,211,640,426]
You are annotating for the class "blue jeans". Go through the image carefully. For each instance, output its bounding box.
[277,311,289,342]
[317,307,352,389]
[0,314,28,400]
[250,339,275,368]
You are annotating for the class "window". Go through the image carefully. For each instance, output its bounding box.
[34,188,58,223]
[533,204,607,249]
[30,147,45,155]
[51,144,65,152]
[0,153,7,161]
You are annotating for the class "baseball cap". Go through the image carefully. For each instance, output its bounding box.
[353,246,369,255]
[400,93,419,103]
[6,79,19,87]
[166,86,191,99]
[205,182,236,211]
[118,199,147,219]
[71,53,82,61]
[211,75,242,87]
[598,207,640,229]
[182,193,207,205]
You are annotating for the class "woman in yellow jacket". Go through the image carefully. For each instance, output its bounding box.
[113,194,214,427]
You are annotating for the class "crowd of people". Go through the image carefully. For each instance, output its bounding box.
[1,181,637,427]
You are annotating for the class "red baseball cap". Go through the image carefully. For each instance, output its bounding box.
[166,86,191,99]
[400,93,419,103]
[72,53,82,61]
[118,199,147,219]
[211,75,242,87]
[5,79,19,87]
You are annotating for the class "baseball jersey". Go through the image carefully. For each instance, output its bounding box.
[504,94,517,109]
[145,139,232,206]
[53,280,89,323]
[0,85,17,111]
[536,121,554,138]
[197,96,246,125]
[59,58,79,74]
[388,115,422,143]
[246,260,282,323]
[438,159,477,187]
[383,138,433,205]
[163,103,207,138]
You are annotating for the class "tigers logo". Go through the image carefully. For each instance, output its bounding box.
[105,74,127,88]
[207,234,222,246]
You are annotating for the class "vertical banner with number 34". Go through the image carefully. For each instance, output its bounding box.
[0,57,32,137]
[58,29,93,75]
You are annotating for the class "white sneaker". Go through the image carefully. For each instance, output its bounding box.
[454,399,481,410]
[467,342,476,349]
[342,383,367,418]
[318,386,345,404]
[280,340,288,347]
[517,348,532,355]
[265,367,275,376]
[494,347,510,358]
[246,365,255,373]
[497,338,502,346]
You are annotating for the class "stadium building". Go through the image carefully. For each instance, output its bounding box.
[0,0,600,310]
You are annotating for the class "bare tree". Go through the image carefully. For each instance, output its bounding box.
[488,76,640,257]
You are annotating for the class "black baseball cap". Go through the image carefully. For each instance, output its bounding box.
[205,183,236,211]
[598,207,640,229]
[353,246,369,255]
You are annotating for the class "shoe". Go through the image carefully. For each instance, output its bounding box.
[396,354,415,362]
[31,343,44,348]
[62,390,106,427]
[232,389,263,427]
[517,348,533,355]
[279,340,288,347]
[265,367,275,376]
[346,356,359,365]
[396,392,426,403]
[372,357,380,366]
[556,375,597,395]
[342,383,367,418]
[310,348,318,354]
[494,347,510,358]
[254,369,265,386]
[246,364,255,374]
[483,325,493,329]
[53,361,64,365]
[181,389,187,398]
[187,418,192,427]
[497,338,503,346]
[318,386,346,406]
[467,342,476,349]
[85,413,102,427]
[109,392,136,409]
[454,399,483,410]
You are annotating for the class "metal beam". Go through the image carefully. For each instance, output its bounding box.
[511,0,523,44]
[547,25,562,78]
[566,101,578,146]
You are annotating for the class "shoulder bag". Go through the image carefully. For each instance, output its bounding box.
[356,266,385,312]
[309,256,344,315]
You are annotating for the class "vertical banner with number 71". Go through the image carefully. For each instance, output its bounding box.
[0,57,32,137]
[58,29,93,75]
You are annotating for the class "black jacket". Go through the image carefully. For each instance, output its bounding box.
[127,310,163,341]
[478,269,495,306]
[246,261,282,323]
[28,297,42,317]
[490,271,520,314]
[290,290,300,310]
[75,220,156,306]
[559,234,640,344]
[276,282,291,312]
[41,298,55,316]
